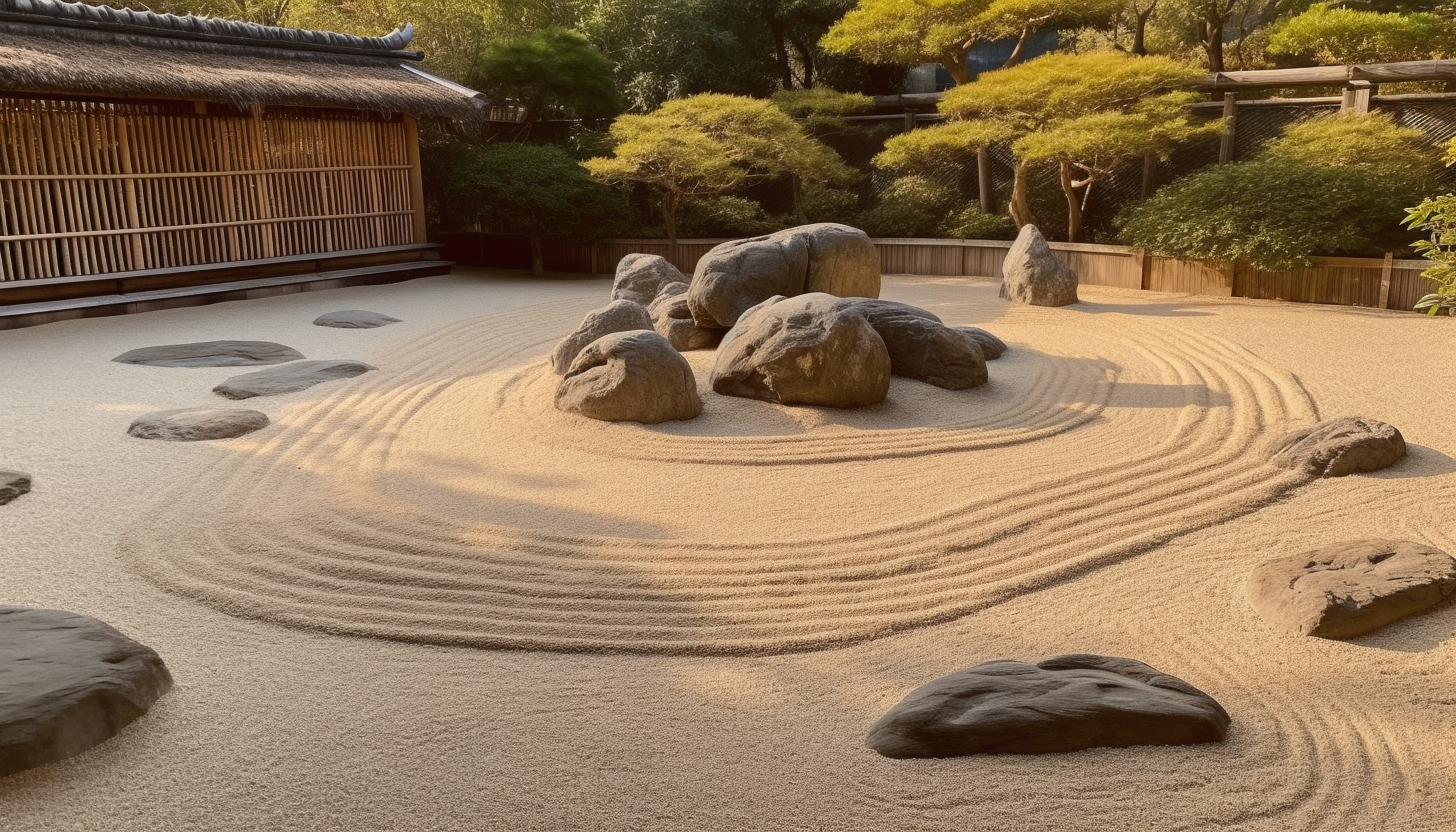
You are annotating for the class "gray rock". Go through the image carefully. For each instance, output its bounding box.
[550,300,655,375]
[866,654,1230,758]
[1000,225,1079,307]
[112,341,304,367]
[611,254,688,306]
[213,360,376,400]
[128,408,269,441]
[0,606,173,778]
[648,283,719,351]
[0,470,30,506]
[1271,417,1406,478]
[1247,539,1456,639]
[846,299,987,390]
[555,330,703,424]
[688,223,880,330]
[312,310,401,328]
[955,326,1007,360]
[711,294,891,408]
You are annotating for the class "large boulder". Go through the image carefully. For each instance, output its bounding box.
[555,330,703,424]
[710,294,891,408]
[313,310,401,329]
[1,607,173,778]
[866,654,1230,758]
[1000,225,1079,307]
[688,223,880,330]
[1271,417,1406,478]
[847,299,987,390]
[213,359,376,399]
[648,283,719,351]
[112,341,303,367]
[1247,539,1456,639]
[550,300,654,375]
[128,408,269,441]
[611,254,688,306]
[0,470,30,506]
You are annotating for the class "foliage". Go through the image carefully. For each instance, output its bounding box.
[1265,3,1452,65]
[874,120,1015,179]
[771,88,875,119]
[471,28,622,122]
[678,196,782,235]
[442,142,627,237]
[1261,112,1438,193]
[290,0,491,80]
[820,0,997,84]
[1402,138,1456,315]
[800,184,862,222]
[942,203,1018,238]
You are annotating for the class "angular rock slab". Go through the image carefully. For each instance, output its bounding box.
[866,654,1230,758]
[649,282,720,351]
[955,326,1007,360]
[1271,416,1406,478]
[213,359,376,399]
[112,341,304,367]
[0,470,30,506]
[688,223,880,330]
[1000,224,1078,307]
[611,254,688,306]
[313,310,401,329]
[712,293,891,408]
[555,330,703,424]
[128,408,269,441]
[0,606,173,778]
[1247,539,1456,639]
[550,299,654,375]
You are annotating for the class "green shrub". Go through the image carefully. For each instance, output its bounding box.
[941,205,1017,239]
[677,196,780,237]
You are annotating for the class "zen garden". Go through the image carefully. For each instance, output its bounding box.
[5,0,1456,827]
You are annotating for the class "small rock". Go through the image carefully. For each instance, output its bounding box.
[1247,539,1456,639]
[1271,417,1406,478]
[550,300,654,375]
[611,254,688,306]
[213,360,376,399]
[955,326,1007,359]
[0,607,173,778]
[1000,225,1079,307]
[555,330,703,424]
[128,408,269,441]
[0,470,30,506]
[648,283,719,351]
[112,341,304,367]
[866,654,1230,758]
[313,310,401,328]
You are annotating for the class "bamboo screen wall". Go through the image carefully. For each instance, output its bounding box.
[0,97,420,281]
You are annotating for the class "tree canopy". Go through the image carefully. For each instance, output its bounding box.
[471,28,623,122]
[1265,3,1454,65]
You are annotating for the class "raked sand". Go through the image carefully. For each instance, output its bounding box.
[2,268,1455,830]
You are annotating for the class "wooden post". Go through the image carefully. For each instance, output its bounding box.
[902,111,916,133]
[403,114,428,245]
[1218,93,1237,163]
[1138,249,1152,290]
[1379,251,1394,308]
[246,107,276,259]
[1341,81,1374,114]
[113,113,146,270]
[1140,151,1157,198]
[976,147,993,213]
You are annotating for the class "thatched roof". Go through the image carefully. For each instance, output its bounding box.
[0,0,486,119]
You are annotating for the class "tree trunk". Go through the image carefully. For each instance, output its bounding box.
[1060,161,1083,243]
[529,235,544,277]
[1001,27,1034,69]
[1010,161,1033,228]
[663,192,680,266]
[944,50,971,85]
[791,175,807,224]
[1132,7,1154,55]
[1203,18,1225,73]
[789,34,816,88]
[770,18,794,89]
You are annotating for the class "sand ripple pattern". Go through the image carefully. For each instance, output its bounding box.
[122,297,1320,655]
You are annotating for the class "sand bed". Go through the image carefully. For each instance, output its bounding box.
[2,270,1454,830]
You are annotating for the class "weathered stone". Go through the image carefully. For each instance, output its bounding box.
[611,254,688,306]
[711,293,891,408]
[1247,539,1456,639]
[648,282,719,351]
[128,408,269,441]
[1000,224,1079,307]
[1271,417,1406,478]
[866,654,1230,758]
[846,299,987,390]
[112,341,304,367]
[550,300,654,375]
[955,326,1007,360]
[688,223,880,330]
[213,359,376,399]
[0,470,30,506]
[555,330,703,424]
[0,607,173,778]
[312,310,401,328]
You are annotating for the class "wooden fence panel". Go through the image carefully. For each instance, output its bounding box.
[1058,249,1142,289]
[961,244,1008,278]
[1148,257,1233,296]
[1236,259,1382,307]
[876,240,964,275]
[1387,263,1440,312]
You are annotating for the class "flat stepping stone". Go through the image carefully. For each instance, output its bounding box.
[1247,539,1456,639]
[113,341,303,367]
[128,408,269,441]
[866,654,1230,758]
[1,607,172,778]
[1271,416,1405,478]
[0,470,30,506]
[313,310,401,329]
[213,359,376,400]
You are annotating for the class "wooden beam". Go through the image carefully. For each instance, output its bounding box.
[1196,58,1456,91]
[403,114,428,245]
[1341,81,1374,113]
[1379,251,1394,308]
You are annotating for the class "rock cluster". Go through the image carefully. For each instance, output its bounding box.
[555,330,703,424]
[1271,416,1406,478]
[1000,224,1079,307]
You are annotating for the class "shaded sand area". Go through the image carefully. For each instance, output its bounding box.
[3,269,1455,830]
